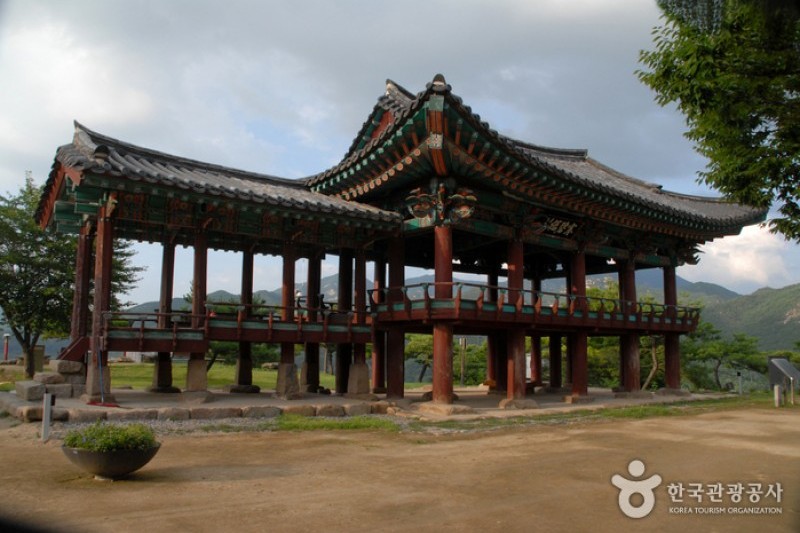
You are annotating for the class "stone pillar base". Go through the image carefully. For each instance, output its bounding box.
[499,398,539,410]
[80,393,117,404]
[563,394,595,404]
[84,365,112,399]
[185,356,208,392]
[276,363,301,399]
[347,362,371,395]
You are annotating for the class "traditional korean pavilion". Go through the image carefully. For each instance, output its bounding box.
[36,75,766,405]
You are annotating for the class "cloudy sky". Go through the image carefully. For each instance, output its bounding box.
[1,0,797,304]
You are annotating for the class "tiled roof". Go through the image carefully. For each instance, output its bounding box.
[507,138,766,227]
[38,122,400,225]
[307,75,766,230]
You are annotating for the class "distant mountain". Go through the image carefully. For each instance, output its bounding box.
[702,283,800,351]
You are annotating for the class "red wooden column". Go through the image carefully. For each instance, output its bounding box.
[232,248,259,393]
[277,243,300,398]
[619,259,641,392]
[386,237,405,399]
[186,230,209,392]
[432,225,454,404]
[569,250,589,396]
[348,249,371,395]
[663,264,681,390]
[530,277,542,387]
[151,240,179,393]
[506,238,526,400]
[85,205,114,402]
[301,251,322,393]
[371,253,387,393]
[70,222,93,342]
[486,268,499,387]
[549,334,562,389]
[336,249,353,394]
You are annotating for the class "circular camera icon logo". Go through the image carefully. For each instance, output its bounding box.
[611,459,662,518]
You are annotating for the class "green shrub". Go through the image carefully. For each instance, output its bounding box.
[63,421,157,452]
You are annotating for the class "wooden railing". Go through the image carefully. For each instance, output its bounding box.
[368,282,700,331]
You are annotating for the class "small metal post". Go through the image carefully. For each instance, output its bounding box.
[791,377,795,406]
[774,384,782,408]
[42,393,53,442]
[737,371,742,396]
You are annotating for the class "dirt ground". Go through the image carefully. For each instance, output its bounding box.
[0,407,797,533]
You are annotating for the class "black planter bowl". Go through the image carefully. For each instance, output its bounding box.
[61,444,160,479]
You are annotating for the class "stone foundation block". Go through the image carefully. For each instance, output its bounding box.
[67,409,107,423]
[49,360,84,374]
[315,404,345,417]
[33,372,65,384]
[371,401,391,415]
[63,373,87,385]
[343,403,372,416]
[15,405,43,422]
[71,384,85,397]
[157,407,190,421]
[180,391,215,404]
[189,407,242,420]
[241,406,281,418]
[45,383,73,399]
[15,381,45,402]
[281,404,315,417]
[106,409,159,421]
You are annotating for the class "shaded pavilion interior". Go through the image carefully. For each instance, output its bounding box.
[36,75,766,405]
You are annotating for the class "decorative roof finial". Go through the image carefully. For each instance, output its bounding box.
[432,73,446,86]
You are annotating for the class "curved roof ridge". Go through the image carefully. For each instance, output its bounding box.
[503,136,588,159]
[73,121,303,188]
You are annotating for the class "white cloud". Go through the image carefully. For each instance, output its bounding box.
[679,225,797,293]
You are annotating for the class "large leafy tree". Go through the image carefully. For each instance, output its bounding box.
[639,0,800,239]
[0,175,142,377]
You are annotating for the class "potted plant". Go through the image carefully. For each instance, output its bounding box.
[61,421,160,479]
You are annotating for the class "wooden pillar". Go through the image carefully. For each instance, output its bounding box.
[549,334,562,389]
[348,249,370,395]
[663,264,681,390]
[336,250,353,394]
[232,249,259,393]
[185,231,208,392]
[507,239,526,400]
[276,243,299,398]
[569,250,589,396]
[530,335,542,386]
[432,225,454,403]
[619,259,640,392]
[302,251,322,393]
[151,240,179,393]
[85,206,114,402]
[70,222,93,340]
[530,275,542,386]
[386,237,405,398]
[486,269,499,386]
[371,254,387,393]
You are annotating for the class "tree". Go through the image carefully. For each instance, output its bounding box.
[0,175,142,377]
[639,0,800,240]
[405,334,433,382]
[682,321,761,389]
